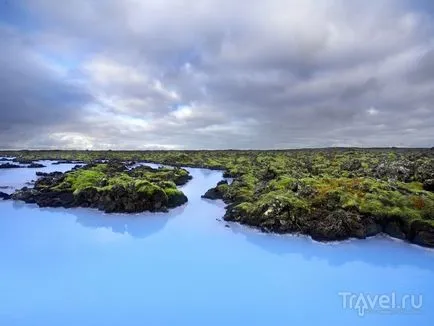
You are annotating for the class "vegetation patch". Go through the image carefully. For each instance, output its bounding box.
[10,162,190,213]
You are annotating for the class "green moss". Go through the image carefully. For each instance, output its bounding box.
[398,181,424,192]
[216,183,230,193]
[107,173,134,187]
[33,162,191,212]
[174,168,189,176]
[164,187,184,198]
[66,169,105,191]
[157,181,177,189]
[268,176,297,191]
[253,190,310,221]
[135,180,163,196]
[234,202,255,214]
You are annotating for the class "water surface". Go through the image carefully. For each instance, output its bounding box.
[0,161,433,325]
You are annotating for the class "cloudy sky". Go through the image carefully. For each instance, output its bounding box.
[0,0,433,149]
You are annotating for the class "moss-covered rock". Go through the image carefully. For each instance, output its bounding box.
[207,166,434,247]
[11,162,189,213]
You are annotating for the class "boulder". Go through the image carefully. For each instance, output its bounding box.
[307,210,366,241]
[423,179,434,192]
[27,162,46,168]
[0,191,11,200]
[167,192,188,208]
[373,161,414,182]
[364,218,383,237]
[202,187,223,200]
[413,231,434,248]
[11,188,38,203]
[341,159,362,172]
[384,221,406,240]
[172,169,193,186]
[11,187,74,208]
[223,170,236,178]
[410,220,434,248]
[34,173,66,189]
[0,163,22,169]
[415,161,434,182]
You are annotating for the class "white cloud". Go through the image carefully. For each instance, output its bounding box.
[171,105,194,120]
[84,57,148,86]
[367,107,379,116]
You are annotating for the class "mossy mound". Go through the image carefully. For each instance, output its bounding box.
[217,176,434,247]
[11,162,190,213]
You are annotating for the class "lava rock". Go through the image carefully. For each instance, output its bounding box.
[217,180,228,186]
[423,179,434,192]
[384,221,406,240]
[27,163,46,168]
[167,192,188,208]
[0,191,11,200]
[0,163,22,169]
[172,169,193,186]
[223,171,235,178]
[410,220,434,248]
[364,218,383,237]
[373,161,414,182]
[415,161,434,182]
[341,159,362,172]
[36,171,63,178]
[12,158,33,164]
[202,187,223,200]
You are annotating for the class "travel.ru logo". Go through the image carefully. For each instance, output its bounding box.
[338,292,423,317]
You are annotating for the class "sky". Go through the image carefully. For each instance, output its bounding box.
[0,0,433,150]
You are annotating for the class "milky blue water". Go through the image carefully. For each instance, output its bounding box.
[0,161,433,325]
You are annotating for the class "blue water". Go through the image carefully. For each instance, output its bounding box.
[0,161,433,325]
[0,160,83,194]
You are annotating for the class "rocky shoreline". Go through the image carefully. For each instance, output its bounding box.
[0,161,46,169]
[0,163,22,169]
[0,191,11,200]
[202,175,434,248]
[8,162,191,213]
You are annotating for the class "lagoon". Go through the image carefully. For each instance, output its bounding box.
[0,162,433,325]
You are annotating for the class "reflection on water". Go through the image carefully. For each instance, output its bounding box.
[73,205,186,239]
[0,161,433,326]
[230,223,434,269]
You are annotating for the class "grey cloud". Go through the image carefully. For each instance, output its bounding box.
[1,0,434,149]
[407,49,434,83]
[340,78,382,101]
[0,26,93,148]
